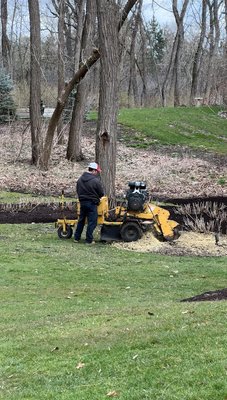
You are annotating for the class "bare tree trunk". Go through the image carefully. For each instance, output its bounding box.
[95,0,119,204]
[28,0,42,166]
[66,0,93,162]
[64,3,73,64]
[127,1,141,107]
[41,0,139,170]
[223,0,227,104]
[1,0,10,70]
[57,0,65,144]
[161,0,189,106]
[139,19,149,107]
[66,79,88,161]
[190,0,207,104]
[172,0,189,106]
[161,33,178,106]
[204,0,221,103]
[73,0,86,70]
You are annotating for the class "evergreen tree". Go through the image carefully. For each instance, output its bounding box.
[0,69,16,122]
[146,17,166,64]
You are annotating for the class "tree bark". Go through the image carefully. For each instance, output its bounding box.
[172,0,189,106]
[190,0,207,104]
[223,0,227,104]
[95,0,120,204]
[204,0,221,103]
[1,0,10,70]
[161,0,189,106]
[66,0,93,162]
[127,1,141,107]
[57,0,65,144]
[28,0,42,166]
[139,18,150,106]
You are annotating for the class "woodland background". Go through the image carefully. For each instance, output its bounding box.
[1,0,227,201]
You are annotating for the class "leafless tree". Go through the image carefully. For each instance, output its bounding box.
[28,0,42,166]
[139,19,150,106]
[95,0,120,203]
[57,0,66,144]
[41,0,139,171]
[190,0,207,104]
[161,0,189,106]
[127,0,142,107]
[66,0,90,162]
[223,0,227,103]
[204,0,221,103]
[1,0,10,70]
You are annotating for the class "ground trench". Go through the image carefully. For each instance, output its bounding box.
[0,196,226,232]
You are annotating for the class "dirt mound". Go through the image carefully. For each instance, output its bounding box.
[112,231,227,257]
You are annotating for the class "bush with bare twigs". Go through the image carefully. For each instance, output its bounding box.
[175,201,227,245]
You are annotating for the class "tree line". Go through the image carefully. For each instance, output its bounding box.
[1,0,227,202]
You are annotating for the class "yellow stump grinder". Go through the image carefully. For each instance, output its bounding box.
[56,181,180,242]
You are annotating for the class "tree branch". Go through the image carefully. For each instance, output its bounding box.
[42,0,139,169]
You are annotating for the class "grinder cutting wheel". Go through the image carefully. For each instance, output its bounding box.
[56,181,181,242]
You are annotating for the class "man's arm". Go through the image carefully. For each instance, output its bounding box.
[96,180,104,198]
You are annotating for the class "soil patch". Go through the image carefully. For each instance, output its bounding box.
[0,203,75,224]
[181,288,227,302]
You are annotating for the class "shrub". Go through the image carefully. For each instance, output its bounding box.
[0,68,16,122]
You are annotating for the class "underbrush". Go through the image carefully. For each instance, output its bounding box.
[0,223,227,399]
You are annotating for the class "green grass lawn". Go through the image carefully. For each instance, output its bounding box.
[0,223,227,399]
[90,106,227,153]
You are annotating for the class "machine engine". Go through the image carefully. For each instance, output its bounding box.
[126,181,149,212]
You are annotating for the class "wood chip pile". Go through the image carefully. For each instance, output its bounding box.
[112,231,227,257]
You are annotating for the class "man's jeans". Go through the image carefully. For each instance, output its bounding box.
[74,200,98,243]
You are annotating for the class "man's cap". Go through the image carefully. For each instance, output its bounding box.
[88,162,102,172]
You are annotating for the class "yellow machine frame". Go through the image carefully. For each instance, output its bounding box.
[56,196,179,242]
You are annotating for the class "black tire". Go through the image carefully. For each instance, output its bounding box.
[120,221,143,242]
[57,225,73,239]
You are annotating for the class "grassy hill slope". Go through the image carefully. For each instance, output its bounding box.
[106,106,227,153]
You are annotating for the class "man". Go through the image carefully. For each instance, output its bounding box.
[74,162,104,244]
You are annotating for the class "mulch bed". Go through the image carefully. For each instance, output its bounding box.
[0,203,76,223]
[181,288,227,302]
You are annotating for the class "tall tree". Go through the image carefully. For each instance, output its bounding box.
[28,0,42,166]
[204,0,221,103]
[127,0,142,107]
[171,0,190,106]
[224,0,227,104]
[95,0,120,203]
[66,0,89,162]
[161,0,189,106]
[41,0,138,170]
[57,0,66,144]
[1,0,10,70]
[190,0,207,104]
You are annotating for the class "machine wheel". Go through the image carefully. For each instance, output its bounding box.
[120,221,143,242]
[57,225,73,239]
